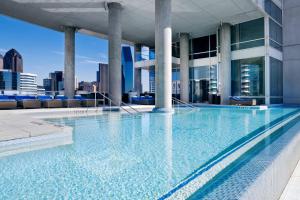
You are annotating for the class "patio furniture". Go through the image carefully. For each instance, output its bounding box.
[56,95,81,108]
[16,96,41,109]
[132,96,154,105]
[75,95,97,107]
[229,97,256,106]
[38,95,63,108]
[0,96,17,109]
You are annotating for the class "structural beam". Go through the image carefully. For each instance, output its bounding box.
[180,33,190,103]
[108,2,122,106]
[154,0,172,112]
[64,26,76,99]
[219,23,231,105]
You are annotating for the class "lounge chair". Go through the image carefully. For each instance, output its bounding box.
[38,95,63,108]
[0,95,17,109]
[16,96,41,109]
[229,97,256,106]
[56,95,81,108]
[132,96,154,105]
[75,95,97,107]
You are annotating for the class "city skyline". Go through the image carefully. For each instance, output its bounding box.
[0,15,111,85]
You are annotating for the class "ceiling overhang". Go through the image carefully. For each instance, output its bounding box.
[0,0,265,46]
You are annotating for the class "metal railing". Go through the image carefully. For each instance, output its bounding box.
[97,92,141,115]
[172,97,195,109]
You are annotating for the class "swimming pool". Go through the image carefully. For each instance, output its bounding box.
[0,107,299,199]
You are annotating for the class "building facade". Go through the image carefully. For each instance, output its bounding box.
[0,70,20,95]
[134,0,284,105]
[20,73,38,95]
[43,71,64,93]
[3,49,23,73]
[97,63,108,94]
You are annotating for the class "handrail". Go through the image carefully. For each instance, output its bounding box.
[97,92,140,115]
[172,97,195,108]
[121,102,141,114]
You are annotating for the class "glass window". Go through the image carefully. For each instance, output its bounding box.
[190,35,217,59]
[172,42,180,58]
[265,0,282,24]
[270,57,283,97]
[231,57,265,97]
[269,19,283,51]
[231,18,265,51]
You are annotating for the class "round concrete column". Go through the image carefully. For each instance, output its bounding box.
[64,26,76,99]
[108,2,122,106]
[154,0,172,112]
[180,33,190,103]
[220,23,231,105]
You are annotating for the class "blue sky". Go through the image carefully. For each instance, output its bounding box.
[0,15,109,85]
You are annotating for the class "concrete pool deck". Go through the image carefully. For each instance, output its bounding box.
[280,160,300,200]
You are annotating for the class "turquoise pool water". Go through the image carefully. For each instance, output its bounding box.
[0,107,299,199]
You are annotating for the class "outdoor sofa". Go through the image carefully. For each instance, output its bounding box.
[229,97,256,106]
[0,95,17,109]
[75,95,97,107]
[16,96,41,109]
[38,95,63,108]
[56,95,81,108]
[132,96,154,105]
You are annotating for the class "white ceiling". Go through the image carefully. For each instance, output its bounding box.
[0,0,264,46]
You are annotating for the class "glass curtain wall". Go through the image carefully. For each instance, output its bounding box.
[189,65,218,103]
[189,35,217,60]
[231,57,265,104]
[265,0,283,51]
[270,57,283,104]
[0,71,20,91]
[231,18,265,51]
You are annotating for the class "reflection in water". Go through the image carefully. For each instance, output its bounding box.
[162,113,173,188]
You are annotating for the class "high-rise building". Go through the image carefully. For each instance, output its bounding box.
[49,71,63,91]
[0,70,20,95]
[43,78,53,92]
[78,81,97,93]
[97,63,108,94]
[3,49,23,73]
[20,73,38,95]
[121,46,134,94]
[0,54,3,70]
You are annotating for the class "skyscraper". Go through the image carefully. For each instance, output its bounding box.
[3,49,23,73]
[97,63,108,94]
[121,46,134,94]
[43,71,64,92]
[0,54,3,70]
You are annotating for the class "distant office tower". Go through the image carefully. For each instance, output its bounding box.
[43,71,64,93]
[43,78,53,92]
[121,46,134,94]
[49,71,64,91]
[0,54,3,70]
[3,49,23,73]
[97,63,108,94]
[20,73,38,95]
[78,81,98,93]
[0,70,20,95]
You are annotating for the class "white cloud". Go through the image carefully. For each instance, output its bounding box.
[52,50,108,65]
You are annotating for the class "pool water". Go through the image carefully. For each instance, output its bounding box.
[0,107,299,199]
